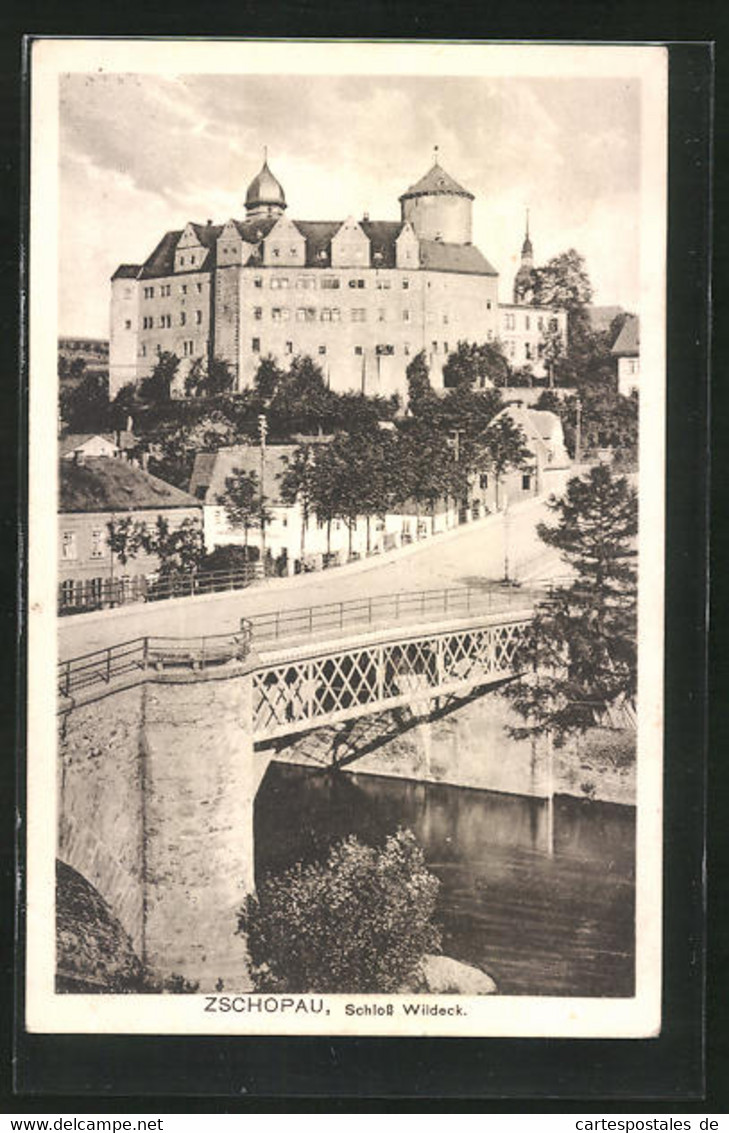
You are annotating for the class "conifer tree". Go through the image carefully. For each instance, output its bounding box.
[507,464,638,740]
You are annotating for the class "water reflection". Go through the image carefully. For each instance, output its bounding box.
[254,762,635,997]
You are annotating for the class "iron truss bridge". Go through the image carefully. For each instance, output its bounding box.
[252,612,532,742]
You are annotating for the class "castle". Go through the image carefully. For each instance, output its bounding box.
[109,156,566,399]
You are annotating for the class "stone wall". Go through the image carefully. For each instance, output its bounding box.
[58,683,146,952]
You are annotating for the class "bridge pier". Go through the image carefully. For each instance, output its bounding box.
[141,671,268,989]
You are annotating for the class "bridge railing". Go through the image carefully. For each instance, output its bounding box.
[58,621,253,698]
[246,584,542,646]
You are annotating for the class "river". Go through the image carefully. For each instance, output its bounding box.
[254,762,635,998]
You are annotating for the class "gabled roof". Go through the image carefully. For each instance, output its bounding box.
[189,445,300,507]
[419,240,498,277]
[293,221,344,267]
[59,433,118,458]
[491,404,570,469]
[611,314,639,356]
[400,163,474,202]
[190,221,223,248]
[137,230,183,279]
[60,457,200,513]
[230,216,279,243]
[360,220,404,269]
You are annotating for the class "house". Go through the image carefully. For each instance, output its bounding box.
[59,432,136,462]
[498,217,568,379]
[611,314,640,396]
[470,402,572,511]
[58,456,202,611]
[189,442,460,575]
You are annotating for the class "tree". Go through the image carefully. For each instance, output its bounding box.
[531,249,593,338]
[539,322,565,387]
[238,829,441,994]
[106,516,145,568]
[59,370,110,433]
[477,415,532,508]
[268,355,337,434]
[279,444,317,561]
[254,355,284,402]
[405,350,436,414]
[506,465,638,741]
[183,355,235,398]
[217,466,262,559]
[140,516,205,577]
[442,340,510,390]
[139,351,180,404]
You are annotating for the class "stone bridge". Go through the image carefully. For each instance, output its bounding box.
[56,605,533,989]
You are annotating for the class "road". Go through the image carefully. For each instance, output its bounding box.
[58,497,566,660]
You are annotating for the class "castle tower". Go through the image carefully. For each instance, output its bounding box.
[245,152,287,221]
[399,151,474,245]
[513,210,536,304]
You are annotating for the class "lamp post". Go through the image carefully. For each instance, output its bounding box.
[258,413,268,571]
[502,496,511,583]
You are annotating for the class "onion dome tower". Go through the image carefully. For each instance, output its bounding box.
[513,210,536,304]
[245,150,287,221]
[399,148,474,245]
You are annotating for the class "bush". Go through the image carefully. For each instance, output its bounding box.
[238,829,441,993]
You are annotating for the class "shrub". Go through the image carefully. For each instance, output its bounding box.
[238,829,441,993]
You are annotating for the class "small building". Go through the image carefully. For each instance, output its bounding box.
[59,456,202,611]
[498,217,568,379]
[470,402,571,512]
[611,314,640,396]
[59,432,136,462]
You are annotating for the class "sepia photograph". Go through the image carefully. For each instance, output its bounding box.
[26,39,666,1038]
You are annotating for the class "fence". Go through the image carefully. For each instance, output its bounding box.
[58,564,262,616]
[58,622,253,698]
[245,584,546,648]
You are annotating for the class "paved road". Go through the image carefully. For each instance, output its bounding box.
[58,497,566,660]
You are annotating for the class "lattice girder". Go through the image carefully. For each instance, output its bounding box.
[252,616,531,740]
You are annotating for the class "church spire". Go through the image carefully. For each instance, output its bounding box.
[521,208,533,261]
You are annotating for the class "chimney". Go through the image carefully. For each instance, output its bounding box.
[363,211,370,222]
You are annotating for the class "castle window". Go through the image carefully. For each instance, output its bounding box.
[272,247,280,258]
[180,312,186,326]
[537,316,544,330]
[522,474,532,491]
[290,247,298,257]
[180,257,185,266]
[318,345,326,355]
[432,341,438,353]
[162,284,171,297]
[196,282,203,293]
[525,315,531,331]
[404,343,410,355]
[272,308,289,322]
[141,345,147,357]
[252,337,261,353]
[254,277,263,289]
[351,309,366,322]
[549,318,558,331]
[443,314,449,325]
[190,255,196,265]
[196,310,203,325]
[479,473,489,490]
[297,276,315,289]
[349,279,365,289]
[181,284,187,295]
[505,313,516,330]
[378,309,386,322]
[124,319,132,330]
[525,343,533,360]
[321,277,340,289]
[376,344,394,356]
[486,300,492,310]
[402,279,410,290]
[285,341,293,354]
[376,278,391,290]
[354,346,363,355]
[444,342,449,354]
[321,308,332,321]
[271,278,289,289]
[254,307,263,320]
[296,308,316,322]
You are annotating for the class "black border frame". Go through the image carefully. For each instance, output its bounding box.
[6,31,713,1107]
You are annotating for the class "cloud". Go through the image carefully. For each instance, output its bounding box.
[58,71,642,333]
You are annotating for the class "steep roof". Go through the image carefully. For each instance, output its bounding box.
[59,457,200,513]
[419,240,498,277]
[59,433,117,458]
[400,163,474,201]
[137,230,182,279]
[231,216,279,243]
[111,264,141,280]
[189,445,300,507]
[294,221,345,267]
[492,404,570,469]
[611,314,639,356]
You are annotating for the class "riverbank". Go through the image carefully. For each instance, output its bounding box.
[267,691,635,807]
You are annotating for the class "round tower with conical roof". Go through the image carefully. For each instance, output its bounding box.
[399,152,474,245]
[513,210,536,304]
[245,153,287,221]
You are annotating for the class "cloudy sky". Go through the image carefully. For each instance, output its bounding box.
[59,71,641,336]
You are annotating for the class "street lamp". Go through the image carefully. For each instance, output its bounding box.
[258,413,268,570]
[502,496,511,584]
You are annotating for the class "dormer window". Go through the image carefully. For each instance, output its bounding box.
[180,256,185,266]
[272,247,280,258]
[190,255,196,264]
